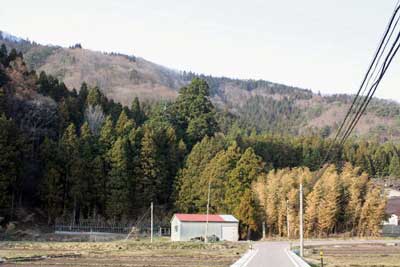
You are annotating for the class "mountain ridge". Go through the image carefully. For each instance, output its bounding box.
[1,30,400,140]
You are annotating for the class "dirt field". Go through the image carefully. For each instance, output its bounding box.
[304,243,400,267]
[0,238,247,267]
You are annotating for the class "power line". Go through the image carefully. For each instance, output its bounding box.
[362,12,400,104]
[340,30,400,145]
[321,2,400,165]
[298,1,400,255]
[338,4,400,144]
[340,18,400,145]
[339,8,400,146]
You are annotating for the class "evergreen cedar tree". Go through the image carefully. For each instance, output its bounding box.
[0,48,393,239]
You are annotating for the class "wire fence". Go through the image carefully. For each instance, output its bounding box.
[54,218,170,236]
[382,225,400,237]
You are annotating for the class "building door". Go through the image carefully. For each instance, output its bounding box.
[222,226,238,241]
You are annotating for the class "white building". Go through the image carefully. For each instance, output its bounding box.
[383,196,400,237]
[384,214,399,225]
[170,213,239,242]
[384,197,400,226]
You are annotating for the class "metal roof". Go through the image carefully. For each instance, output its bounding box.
[173,214,238,223]
[219,214,239,222]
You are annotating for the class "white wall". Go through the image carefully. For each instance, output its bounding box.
[170,216,181,241]
[384,214,399,226]
[387,189,400,198]
[171,221,238,241]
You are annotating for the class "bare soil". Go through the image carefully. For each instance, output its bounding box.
[304,243,400,267]
[0,238,247,267]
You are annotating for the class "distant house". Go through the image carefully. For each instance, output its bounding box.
[383,197,400,237]
[384,197,400,225]
[170,214,239,242]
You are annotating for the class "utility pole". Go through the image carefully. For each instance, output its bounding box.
[150,202,153,243]
[262,222,266,240]
[286,199,290,240]
[205,178,211,243]
[320,250,324,267]
[299,183,304,257]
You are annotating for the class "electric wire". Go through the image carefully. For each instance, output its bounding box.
[340,9,400,146]
[320,2,400,165]
[340,31,400,145]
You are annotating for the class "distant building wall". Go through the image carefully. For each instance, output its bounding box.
[171,217,181,241]
[181,221,238,241]
[171,220,239,241]
[383,214,399,226]
[385,196,400,228]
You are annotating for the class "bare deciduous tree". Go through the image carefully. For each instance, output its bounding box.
[18,96,58,144]
[85,104,105,136]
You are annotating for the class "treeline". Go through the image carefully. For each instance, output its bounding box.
[174,136,387,238]
[325,94,400,118]
[260,164,385,238]
[0,46,218,224]
[234,134,400,178]
[202,125,400,179]
[231,94,400,136]
[180,71,313,100]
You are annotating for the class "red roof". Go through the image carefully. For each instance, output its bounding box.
[174,213,225,222]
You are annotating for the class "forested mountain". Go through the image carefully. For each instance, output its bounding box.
[1,31,400,141]
[0,45,395,239]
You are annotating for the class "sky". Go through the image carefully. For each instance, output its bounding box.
[1,0,400,101]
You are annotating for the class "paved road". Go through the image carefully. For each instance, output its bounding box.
[246,239,400,267]
[247,241,294,267]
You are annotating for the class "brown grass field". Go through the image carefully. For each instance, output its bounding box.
[0,238,247,267]
[304,243,400,267]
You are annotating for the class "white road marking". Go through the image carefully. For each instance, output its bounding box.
[285,249,300,267]
[231,248,259,267]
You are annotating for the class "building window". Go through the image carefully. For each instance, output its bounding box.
[175,225,178,232]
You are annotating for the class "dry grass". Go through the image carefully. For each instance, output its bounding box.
[0,238,247,267]
[304,243,400,267]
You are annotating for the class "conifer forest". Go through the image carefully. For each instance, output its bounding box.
[0,45,393,239]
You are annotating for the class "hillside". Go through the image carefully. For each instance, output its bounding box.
[1,30,400,140]
[0,37,394,241]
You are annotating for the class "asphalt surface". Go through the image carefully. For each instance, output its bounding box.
[247,241,294,267]
[245,239,400,267]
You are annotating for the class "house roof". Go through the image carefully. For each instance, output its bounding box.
[386,197,400,216]
[173,213,239,223]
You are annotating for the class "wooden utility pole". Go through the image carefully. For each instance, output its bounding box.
[150,202,153,243]
[205,178,211,243]
[299,183,304,257]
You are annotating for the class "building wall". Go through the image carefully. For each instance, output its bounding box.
[383,214,399,226]
[171,217,181,241]
[389,214,399,225]
[175,221,238,241]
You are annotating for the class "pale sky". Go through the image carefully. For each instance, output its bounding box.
[1,0,400,101]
